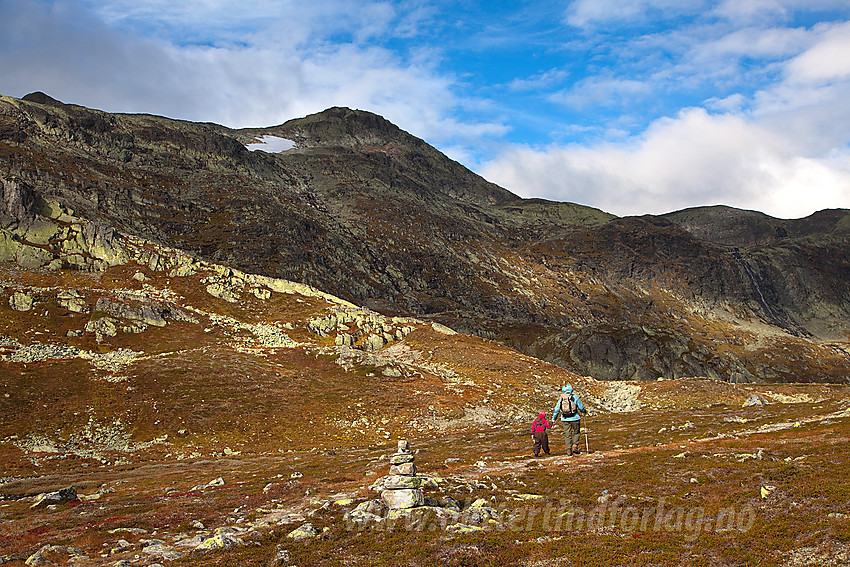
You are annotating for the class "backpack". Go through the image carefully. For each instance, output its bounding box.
[560,393,578,417]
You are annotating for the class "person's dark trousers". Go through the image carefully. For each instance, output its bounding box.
[533,431,549,456]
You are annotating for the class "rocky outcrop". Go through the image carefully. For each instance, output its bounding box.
[2,94,848,383]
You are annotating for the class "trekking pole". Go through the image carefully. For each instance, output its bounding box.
[584,413,590,454]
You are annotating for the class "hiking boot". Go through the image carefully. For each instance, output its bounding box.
[572,445,581,455]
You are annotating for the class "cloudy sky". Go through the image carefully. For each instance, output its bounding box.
[2,0,849,218]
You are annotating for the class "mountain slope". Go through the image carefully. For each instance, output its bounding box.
[1,92,849,383]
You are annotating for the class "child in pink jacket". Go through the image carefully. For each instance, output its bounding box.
[531,412,551,457]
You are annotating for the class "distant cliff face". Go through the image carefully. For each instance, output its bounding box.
[2,92,849,382]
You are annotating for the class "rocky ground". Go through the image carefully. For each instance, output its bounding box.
[1,172,849,565]
[1,388,848,566]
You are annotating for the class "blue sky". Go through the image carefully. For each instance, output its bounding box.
[2,0,850,218]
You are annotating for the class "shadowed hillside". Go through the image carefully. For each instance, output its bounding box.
[1,92,849,384]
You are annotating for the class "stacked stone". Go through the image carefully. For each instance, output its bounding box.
[380,439,425,509]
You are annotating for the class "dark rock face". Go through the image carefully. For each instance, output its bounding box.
[1,178,37,226]
[1,93,848,383]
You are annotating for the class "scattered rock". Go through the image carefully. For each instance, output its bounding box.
[191,477,225,491]
[9,292,33,312]
[195,533,244,551]
[31,487,77,509]
[57,289,87,313]
[85,316,118,341]
[23,545,84,566]
[346,499,388,525]
[744,394,768,407]
[269,545,291,566]
[287,522,320,541]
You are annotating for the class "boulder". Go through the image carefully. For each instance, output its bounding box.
[81,222,130,266]
[346,499,387,525]
[15,245,52,269]
[269,546,291,566]
[57,289,87,313]
[195,534,243,551]
[287,522,320,541]
[85,317,118,340]
[206,283,240,303]
[31,487,77,509]
[364,334,386,351]
[744,394,768,407]
[22,218,60,246]
[9,292,33,312]
[386,505,461,528]
[381,488,424,509]
[0,229,23,261]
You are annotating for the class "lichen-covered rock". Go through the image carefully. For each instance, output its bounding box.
[205,282,240,303]
[381,475,424,490]
[57,289,87,313]
[195,534,243,551]
[22,218,60,246]
[389,453,415,465]
[346,499,387,525]
[744,394,768,407]
[9,292,33,312]
[287,522,320,541]
[85,316,118,340]
[15,245,52,269]
[381,488,424,509]
[81,222,130,266]
[31,487,77,509]
[387,505,460,526]
[446,522,483,533]
[363,334,386,351]
[251,287,271,300]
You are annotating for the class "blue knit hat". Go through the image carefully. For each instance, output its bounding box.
[562,384,573,393]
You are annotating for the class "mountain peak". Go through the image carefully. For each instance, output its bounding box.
[274,106,417,150]
[21,91,66,107]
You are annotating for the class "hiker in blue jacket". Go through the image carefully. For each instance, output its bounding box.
[552,384,587,456]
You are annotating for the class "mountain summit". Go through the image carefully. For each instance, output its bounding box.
[1,92,848,382]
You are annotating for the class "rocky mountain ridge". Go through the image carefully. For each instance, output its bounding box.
[1,92,849,383]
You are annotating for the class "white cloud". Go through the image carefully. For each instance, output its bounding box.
[552,77,653,109]
[784,21,850,83]
[480,107,850,218]
[712,0,789,24]
[564,0,705,29]
[0,0,503,155]
[507,68,570,92]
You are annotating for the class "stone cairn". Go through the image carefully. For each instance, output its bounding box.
[378,439,425,509]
